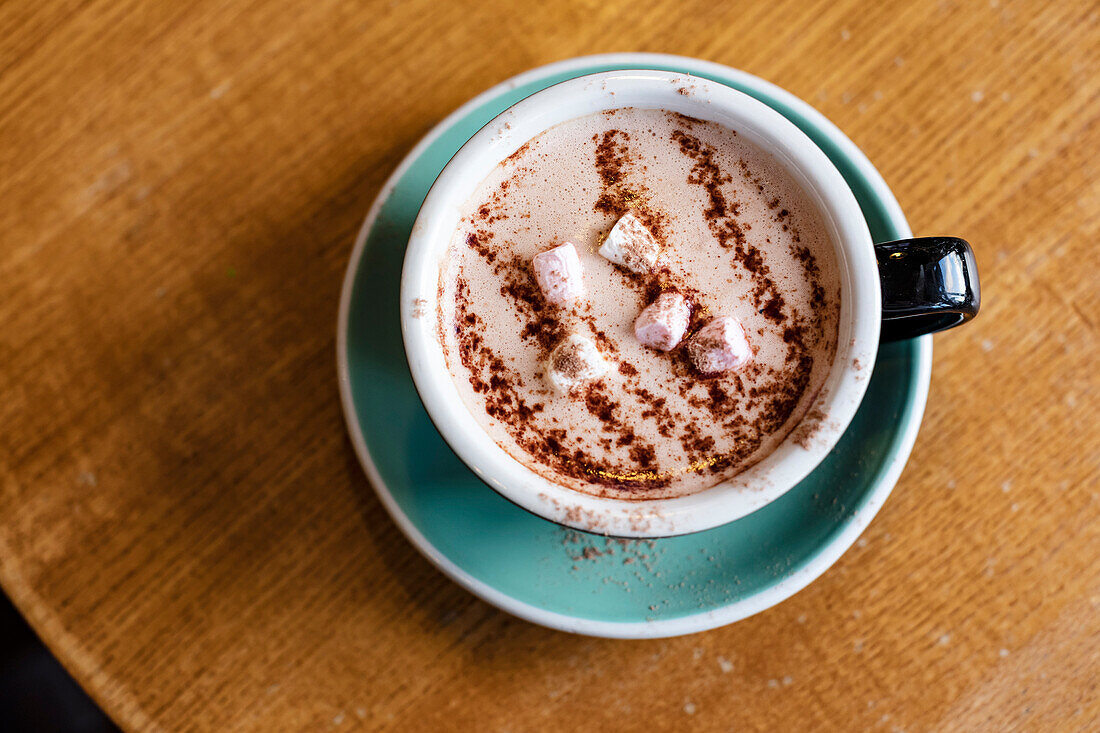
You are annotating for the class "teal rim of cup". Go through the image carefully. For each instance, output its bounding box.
[337,54,931,638]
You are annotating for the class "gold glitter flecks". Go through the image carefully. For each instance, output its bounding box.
[601,185,649,212]
[582,466,662,483]
[580,455,724,483]
[592,231,608,254]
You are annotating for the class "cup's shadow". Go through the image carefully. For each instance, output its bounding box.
[343,436,607,660]
[338,173,601,658]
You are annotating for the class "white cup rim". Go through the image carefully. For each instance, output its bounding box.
[400,70,881,537]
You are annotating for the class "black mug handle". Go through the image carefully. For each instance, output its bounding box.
[875,236,980,341]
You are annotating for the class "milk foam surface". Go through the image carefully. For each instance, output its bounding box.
[439,108,840,499]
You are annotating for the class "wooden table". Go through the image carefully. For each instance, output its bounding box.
[2,0,1098,730]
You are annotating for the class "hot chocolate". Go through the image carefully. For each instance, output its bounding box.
[437,107,841,499]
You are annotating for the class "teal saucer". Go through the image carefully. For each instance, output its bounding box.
[337,54,931,638]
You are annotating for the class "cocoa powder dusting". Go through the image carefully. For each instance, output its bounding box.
[443,109,838,499]
[493,253,564,356]
[455,256,673,491]
[671,129,794,328]
[592,129,667,240]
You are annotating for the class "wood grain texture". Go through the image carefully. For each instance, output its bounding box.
[1,0,1098,730]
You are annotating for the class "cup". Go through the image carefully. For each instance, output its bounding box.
[399,70,979,537]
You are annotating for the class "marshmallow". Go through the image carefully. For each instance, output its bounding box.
[547,333,609,393]
[687,316,752,375]
[634,291,691,351]
[599,213,661,273]
[532,242,584,306]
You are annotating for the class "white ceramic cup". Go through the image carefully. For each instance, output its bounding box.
[400,70,881,538]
